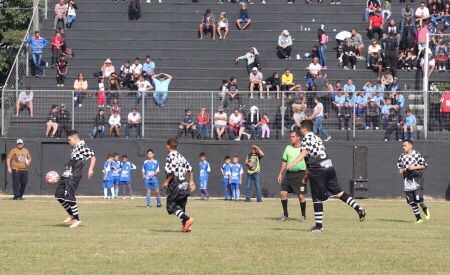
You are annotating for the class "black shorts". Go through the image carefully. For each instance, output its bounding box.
[54,177,80,202]
[309,167,343,201]
[405,176,424,204]
[281,171,307,195]
[166,196,188,215]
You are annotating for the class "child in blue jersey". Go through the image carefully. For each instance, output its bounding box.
[120,155,136,199]
[198,152,211,200]
[111,152,121,198]
[142,149,162,208]
[221,156,232,200]
[403,109,416,140]
[102,154,114,199]
[230,155,244,201]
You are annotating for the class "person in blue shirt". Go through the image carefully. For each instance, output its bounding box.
[152,73,173,107]
[343,78,356,93]
[333,92,346,120]
[374,80,385,93]
[142,55,156,84]
[198,152,211,200]
[229,156,244,202]
[372,91,384,108]
[381,98,394,127]
[355,92,368,117]
[363,81,375,98]
[111,153,121,198]
[403,109,416,140]
[142,149,162,207]
[221,156,232,200]
[396,92,405,113]
[102,154,114,199]
[120,155,136,199]
[24,31,49,77]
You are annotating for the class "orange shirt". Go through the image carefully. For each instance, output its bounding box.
[7,147,31,170]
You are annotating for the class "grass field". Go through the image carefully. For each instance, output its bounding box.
[0,196,449,274]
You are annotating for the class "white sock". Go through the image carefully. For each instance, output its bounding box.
[104,188,108,197]
[110,187,115,197]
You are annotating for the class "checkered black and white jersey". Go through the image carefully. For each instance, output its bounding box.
[62,140,95,179]
[397,150,427,170]
[165,151,193,181]
[300,132,328,160]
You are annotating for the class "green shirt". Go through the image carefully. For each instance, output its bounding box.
[245,154,262,175]
[282,145,306,172]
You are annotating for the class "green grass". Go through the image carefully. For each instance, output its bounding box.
[0,196,449,274]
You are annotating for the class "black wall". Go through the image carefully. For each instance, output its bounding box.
[1,138,449,199]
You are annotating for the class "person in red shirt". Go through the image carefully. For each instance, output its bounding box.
[51,31,64,67]
[441,92,450,131]
[368,10,383,40]
[196,107,210,140]
[435,49,448,72]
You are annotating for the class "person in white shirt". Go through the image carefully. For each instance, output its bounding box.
[335,30,352,45]
[65,0,77,29]
[227,108,243,140]
[130,58,143,76]
[415,2,430,27]
[125,107,142,138]
[249,67,263,99]
[108,111,121,137]
[308,97,331,141]
[308,57,322,76]
[277,30,293,59]
[135,74,153,105]
[16,88,34,117]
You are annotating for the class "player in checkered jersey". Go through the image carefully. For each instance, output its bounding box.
[55,130,96,228]
[162,138,196,233]
[397,139,430,223]
[287,120,366,232]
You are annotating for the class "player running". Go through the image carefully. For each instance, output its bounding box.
[287,119,366,232]
[397,139,430,223]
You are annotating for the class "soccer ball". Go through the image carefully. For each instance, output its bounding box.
[45,171,60,185]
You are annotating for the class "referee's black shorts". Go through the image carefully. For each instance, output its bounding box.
[54,177,80,202]
[309,167,342,201]
[281,170,307,195]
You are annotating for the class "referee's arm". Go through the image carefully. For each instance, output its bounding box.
[286,150,308,171]
[277,161,287,184]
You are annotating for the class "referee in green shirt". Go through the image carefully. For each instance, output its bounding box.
[277,131,308,221]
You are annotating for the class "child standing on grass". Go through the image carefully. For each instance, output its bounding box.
[111,153,121,198]
[102,154,114,199]
[260,113,270,139]
[120,155,136,199]
[198,152,211,200]
[221,156,232,200]
[142,149,162,208]
[230,155,243,201]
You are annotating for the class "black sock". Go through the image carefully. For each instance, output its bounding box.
[281,199,288,217]
[419,201,428,213]
[58,199,73,216]
[68,201,79,220]
[175,209,190,223]
[340,192,361,212]
[410,203,421,220]
[300,201,306,218]
[313,201,323,229]
[176,129,183,138]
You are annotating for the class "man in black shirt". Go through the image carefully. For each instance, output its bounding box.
[223,77,243,109]
[57,103,70,138]
[383,32,399,78]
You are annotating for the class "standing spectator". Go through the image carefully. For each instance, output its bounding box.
[135,74,153,105]
[177,109,197,139]
[403,109,416,140]
[197,107,210,140]
[368,10,384,40]
[277,30,293,59]
[260,113,270,139]
[217,12,229,40]
[249,67,264,99]
[128,0,141,21]
[265,72,280,99]
[153,73,173,107]
[46,105,59,138]
[236,3,252,30]
[58,28,67,55]
[214,106,227,140]
[281,69,294,94]
[415,2,430,27]
[74,73,87,107]
[125,107,142,139]
[15,87,33,117]
[223,77,243,109]
[65,0,77,28]
[244,145,264,202]
[308,97,331,141]
[199,9,216,40]
[343,39,357,70]
[51,31,63,67]
[351,28,365,58]
[24,31,48,77]
[108,111,121,137]
[6,139,31,200]
[318,28,329,69]
[235,47,261,75]
[108,74,121,106]
[92,109,106,139]
[384,32,399,78]
[142,55,156,84]
[54,0,67,30]
[56,55,68,87]
[57,103,70,138]
[97,76,106,108]
[101,58,115,79]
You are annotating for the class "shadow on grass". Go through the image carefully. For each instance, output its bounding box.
[265,217,300,222]
[47,224,70,228]
[150,229,180,233]
[375,218,411,223]
[269,227,307,232]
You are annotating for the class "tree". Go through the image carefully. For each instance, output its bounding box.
[0,0,33,87]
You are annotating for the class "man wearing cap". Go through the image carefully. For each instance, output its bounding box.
[57,103,71,138]
[249,67,263,99]
[277,30,293,59]
[7,139,32,200]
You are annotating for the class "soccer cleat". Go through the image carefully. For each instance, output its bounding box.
[310,226,323,233]
[415,219,424,224]
[358,208,366,222]
[146,204,152,208]
[300,216,306,223]
[423,208,431,220]
[69,220,82,228]
[63,216,74,224]
[130,196,134,200]
[156,204,163,208]
[280,215,290,221]
[324,136,331,142]
[182,218,194,233]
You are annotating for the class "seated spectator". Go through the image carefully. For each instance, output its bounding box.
[343,77,356,93]
[381,98,395,127]
[281,69,294,94]
[125,107,142,139]
[333,92,346,117]
[235,109,251,141]
[109,97,122,115]
[236,47,261,75]
[384,108,403,141]
[364,0,381,22]
[415,2,430,27]
[343,39,358,69]
[339,101,352,130]
[307,56,322,77]
[199,9,216,40]
[395,91,405,112]
[249,67,263,99]
[130,57,143,77]
[74,73,87,107]
[97,76,106,108]
[56,55,68,87]
[56,103,70,138]
[214,106,227,140]
[381,69,394,89]
[65,0,77,29]
[245,106,261,140]
[223,77,243,109]
[217,12,229,40]
[119,60,133,88]
[53,0,67,30]
[46,105,59,138]
[177,109,197,139]
[277,30,293,59]
[197,107,210,140]
[101,58,115,78]
[355,91,368,123]
[403,109,416,140]
[236,3,252,30]
[435,48,448,71]
[108,110,121,137]
[368,10,384,40]
[15,87,33,117]
[128,0,141,21]
[135,74,153,105]
[153,73,173,107]
[227,108,243,140]
[142,55,156,83]
[291,91,307,130]
[382,0,392,22]
[92,109,106,139]
[335,30,352,46]
[400,4,414,31]
[51,31,63,67]
[264,72,280,99]
[365,100,380,129]
[260,113,270,139]
[351,28,364,58]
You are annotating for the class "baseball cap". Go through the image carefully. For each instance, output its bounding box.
[60,103,66,107]
[17,139,24,144]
